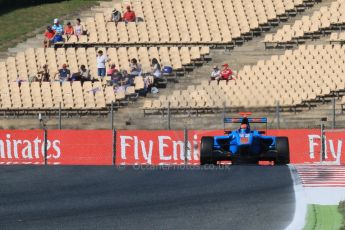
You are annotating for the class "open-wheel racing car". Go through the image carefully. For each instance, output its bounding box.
[200,113,290,165]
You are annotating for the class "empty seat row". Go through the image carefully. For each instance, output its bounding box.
[330,31,345,43]
[0,80,141,109]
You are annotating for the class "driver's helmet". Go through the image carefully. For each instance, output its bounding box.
[239,123,250,133]
[240,124,247,130]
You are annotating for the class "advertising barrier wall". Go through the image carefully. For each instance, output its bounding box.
[0,130,45,165]
[0,130,113,165]
[0,129,344,165]
[47,130,113,165]
[116,129,345,165]
[116,130,191,165]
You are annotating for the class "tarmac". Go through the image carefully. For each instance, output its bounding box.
[0,165,294,230]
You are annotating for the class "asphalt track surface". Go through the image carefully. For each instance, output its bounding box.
[0,165,294,230]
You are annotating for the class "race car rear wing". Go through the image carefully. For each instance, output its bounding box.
[223,118,267,123]
[223,117,268,134]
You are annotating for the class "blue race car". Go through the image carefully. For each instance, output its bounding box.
[200,114,290,165]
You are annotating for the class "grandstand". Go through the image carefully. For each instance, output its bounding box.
[2,0,345,130]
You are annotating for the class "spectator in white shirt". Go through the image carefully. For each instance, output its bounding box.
[110,8,122,25]
[151,58,161,78]
[75,18,85,40]
[210,65,221,83]
[129,58,142,77]
[97,50,110,80]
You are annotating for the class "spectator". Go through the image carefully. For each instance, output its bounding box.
[97,50,110,81]
[118,70,130,86]
[219,63,233,84]
[210,65,221,83]
[110,8,122,25]
[108,71,120,86]
[107,63,118,76]
[55,64,71,82]
[151,58,161,78]
[71,65,91,84]
[75,18,85,39]
[52,18,64,43]
[79,65,91,84]
[122,5,136,23]
[37,64,50,82]
[129,58,142,76]
[64,22,74,41]
[151,58,164,86]
[43,26,55,47]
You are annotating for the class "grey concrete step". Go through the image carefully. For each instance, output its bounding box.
[99,1,115,8]
[0,52,9,62]
[36,34,45,39]
[7,48,19,54]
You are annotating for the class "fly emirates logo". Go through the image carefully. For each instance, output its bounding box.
[120,135,199,164]
[0,134,61,160]
[308,134,343,162]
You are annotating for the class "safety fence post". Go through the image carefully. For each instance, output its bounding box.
[276,101,280,129]
[113,129,117,166]
[320,118,326,163]
[111,101,114,130]
[44,129,48,165]
[332,98,336,129]
[184,128,188,165]
[222,102,226,130]
[58,102,62,130]
[167,101,171,130]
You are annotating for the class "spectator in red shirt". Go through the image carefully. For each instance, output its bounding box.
[107,63,118,76]
[122,5,136,23]
[44,26,55,47]
[64,22,74,41]
[219,63,234,84]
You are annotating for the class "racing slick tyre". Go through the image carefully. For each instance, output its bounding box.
[275,137,290,165]
[200,136,216,165]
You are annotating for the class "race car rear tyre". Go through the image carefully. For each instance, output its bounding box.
[275,137,290,165]
[200,136,216,165]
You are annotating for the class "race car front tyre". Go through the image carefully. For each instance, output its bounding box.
[275,137,290,165]
[200,136,215,165]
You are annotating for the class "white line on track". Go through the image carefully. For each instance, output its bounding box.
[285,164,306,230]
